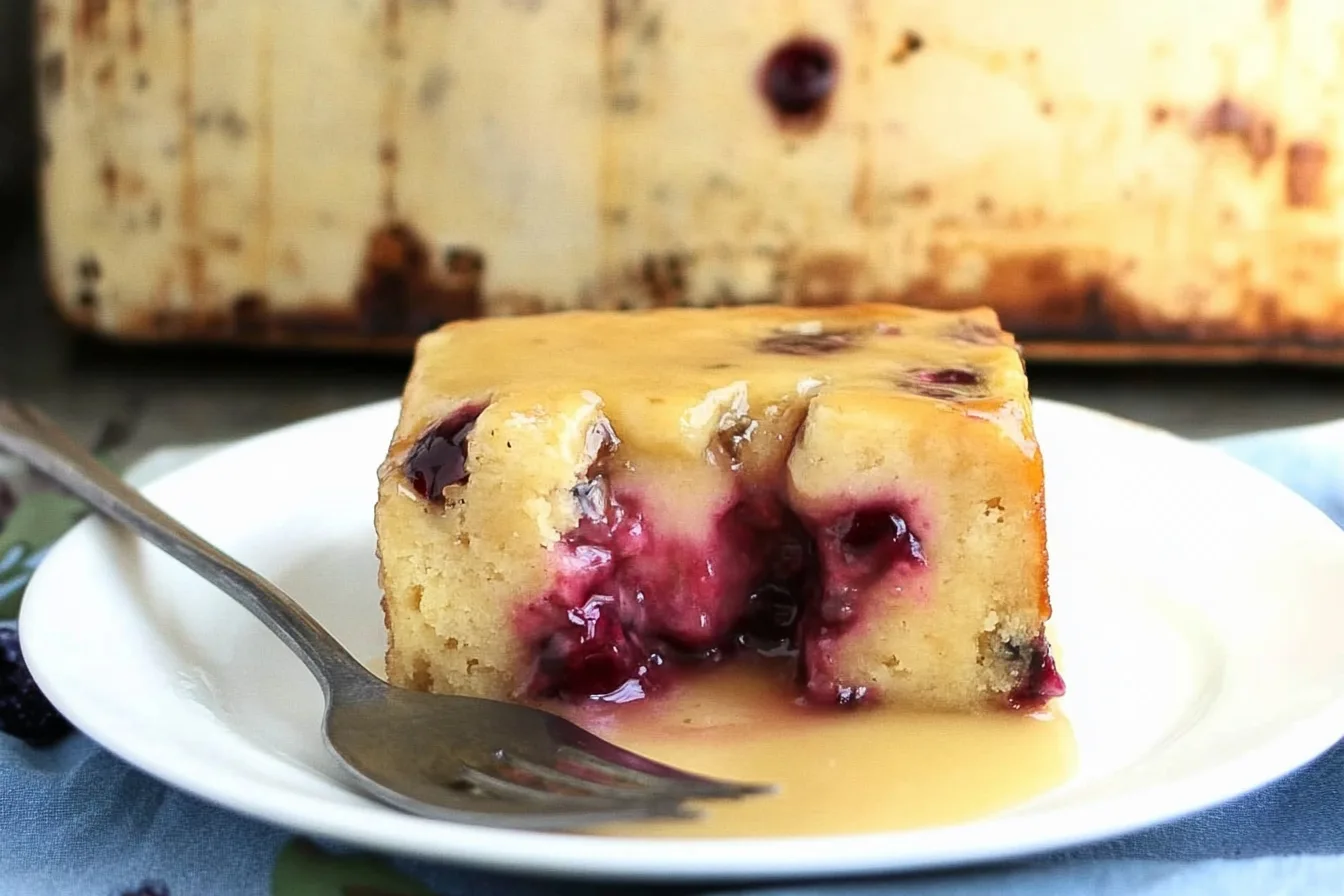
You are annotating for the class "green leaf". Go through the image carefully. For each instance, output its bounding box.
[0,488,88,551]
[270,838,436,896]
[0,450,129,620]
[0,542,43,620]
[0,490,89,620]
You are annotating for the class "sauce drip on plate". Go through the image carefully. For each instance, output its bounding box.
[567,660,1076,839]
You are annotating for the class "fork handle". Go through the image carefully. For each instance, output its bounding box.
[0,400,373,694]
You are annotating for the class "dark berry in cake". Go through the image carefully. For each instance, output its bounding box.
[828,508,925,582]
[758,329,859,355]
[919,368,980,386]
[533,595,655,704]
[403,404,484,501]
[732,513,817,657]
[0,626,73,747]
[898,367,986,400]
[1008,637,1066,710]
[760,37,839,117]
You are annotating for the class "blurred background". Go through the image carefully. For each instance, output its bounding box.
[4,0,1344,470]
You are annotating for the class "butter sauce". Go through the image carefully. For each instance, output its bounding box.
[570,661,1076,839]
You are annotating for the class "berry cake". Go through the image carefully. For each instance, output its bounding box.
[374,303,1063,711]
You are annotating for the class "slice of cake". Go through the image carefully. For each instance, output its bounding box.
[374,303,1063,711]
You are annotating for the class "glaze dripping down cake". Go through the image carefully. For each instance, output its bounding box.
[374,303,1063,711]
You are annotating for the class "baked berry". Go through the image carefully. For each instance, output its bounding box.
[918,368,980,386]
[734,517,817,657]
[758,329,859,355]
[403,404,484,500]
[736,584,801,650]
[898,367,986,400]
[760,37,839,117]
[835,508,925,570]
[534,596,654,703]
[1007,637,1066,709]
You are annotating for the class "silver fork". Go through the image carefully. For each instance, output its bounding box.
[0,401,771,830]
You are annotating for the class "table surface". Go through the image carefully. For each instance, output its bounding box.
[3,232,1343,465]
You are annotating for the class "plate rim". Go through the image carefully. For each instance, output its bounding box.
[18,397,1344,882]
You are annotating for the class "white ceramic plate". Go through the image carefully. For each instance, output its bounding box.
[19,398,1344,883]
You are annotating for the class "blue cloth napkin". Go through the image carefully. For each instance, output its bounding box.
[2,419,1343,896]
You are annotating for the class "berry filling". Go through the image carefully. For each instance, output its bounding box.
[532,594,659,704]
[1007,638,1066,710]
[516,483,934,707]
[733,513,817,658]
[403,404,485,501]
[518,485,795,700]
